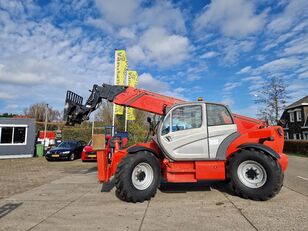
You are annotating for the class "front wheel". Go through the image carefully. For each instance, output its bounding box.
[227,149,283,201]
[69,153,75,161]
[115,152,160,202]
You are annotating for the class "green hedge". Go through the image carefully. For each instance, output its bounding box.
[284,140,308,156]
[61,121,149,145]
[62,123,92,142]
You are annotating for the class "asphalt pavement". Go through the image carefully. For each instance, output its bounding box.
[0,155,307,231]
[283,155,308,196]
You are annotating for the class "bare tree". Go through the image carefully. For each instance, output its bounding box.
[95,101,152,143]
[94,101,113,125]
[95,102,149,128]
[254,76,287,125]
[24,103,61,122]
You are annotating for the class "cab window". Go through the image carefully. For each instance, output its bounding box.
[161,114,171,136]
[207,104,233,126]
[171,105,202,132]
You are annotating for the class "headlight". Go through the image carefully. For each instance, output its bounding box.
[62,151,70,154]
[46,151,50,154]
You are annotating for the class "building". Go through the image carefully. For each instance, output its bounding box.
[280,96,308,140]
[0,118,36,159]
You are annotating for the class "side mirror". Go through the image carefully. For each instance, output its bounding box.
[278,119,286,126]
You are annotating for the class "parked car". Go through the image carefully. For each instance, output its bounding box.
[81,140,97,161]
[45,140,86,161]
[81,131,129,162]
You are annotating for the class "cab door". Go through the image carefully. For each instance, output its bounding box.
[206,104,237,159]
[157,103,209,160]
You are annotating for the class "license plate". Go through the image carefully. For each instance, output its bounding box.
[52,154,60,157]
[88,155,96,158]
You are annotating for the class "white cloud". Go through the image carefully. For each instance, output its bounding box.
[299,71,308,79]
[233,104,259,118]
[224,82,242,91]
[127,27,190,67]
[287,80,308,103]
[138,73,186,99]
[256,57,301,73]
[267,0,308,33]
[221,39,255,64]
[95,0,141,26]
[0,92,15,100]
[237,66,252,74]
[284,36,308,55]
[138,73,169,93]
[86,17,114,33]
[93,0,186,34]
[221,98,234,107]
[126,45,147,63]
[195,0,266,37]
[0,4,115,113]
[138,1,186,34]
[92,0,189,68]
[4,104,19,110]
[200,51,218,59]
[242,76,262,82]
[118,27,136,39]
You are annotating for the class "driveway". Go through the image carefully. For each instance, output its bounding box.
[0,156,307,231]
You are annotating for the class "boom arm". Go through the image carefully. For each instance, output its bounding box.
[64,83,184,125]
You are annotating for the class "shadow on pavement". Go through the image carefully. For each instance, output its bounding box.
[159,181,236,196]
[0,203,23,219]
[66,166,98,174]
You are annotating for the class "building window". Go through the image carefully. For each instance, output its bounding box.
[296,111,302,122]
[13,127,26,143]
[0,127,13,143]
[303,133,308,140]
[0,126,27,145]
[284,132,289,140]
[294,133,301,140]
[289,112,295,122]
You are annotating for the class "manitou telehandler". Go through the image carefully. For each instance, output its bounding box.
[64,83,288,202]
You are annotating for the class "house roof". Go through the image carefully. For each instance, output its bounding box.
[286,95,308,109]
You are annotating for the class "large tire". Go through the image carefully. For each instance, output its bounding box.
[115,152,160,202]
[227,149,283,201]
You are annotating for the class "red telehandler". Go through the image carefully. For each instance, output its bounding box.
[64,83,288,202]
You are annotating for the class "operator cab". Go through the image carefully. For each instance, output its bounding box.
[157,102,237,160]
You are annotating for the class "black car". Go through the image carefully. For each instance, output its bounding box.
[45,140,86,161]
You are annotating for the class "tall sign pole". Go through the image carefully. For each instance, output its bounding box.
[126,70,138,125]
[43,103,48,149]
[112,49,128,135]
[112,50,117,136]
[124,71,128,132]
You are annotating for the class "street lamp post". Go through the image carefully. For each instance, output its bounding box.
[43,104,48,150]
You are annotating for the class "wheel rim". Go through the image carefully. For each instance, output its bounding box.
[131,163,154,190]
[237,160,267,188]
[70,153,74,160]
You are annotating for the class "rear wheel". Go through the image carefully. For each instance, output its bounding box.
[115,152,160,202]
[227,149,283,201]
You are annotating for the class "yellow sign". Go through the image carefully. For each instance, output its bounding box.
[126,70,138,120]
[114,50,128,115]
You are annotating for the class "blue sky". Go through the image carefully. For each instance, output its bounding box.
[0,0,307,117]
